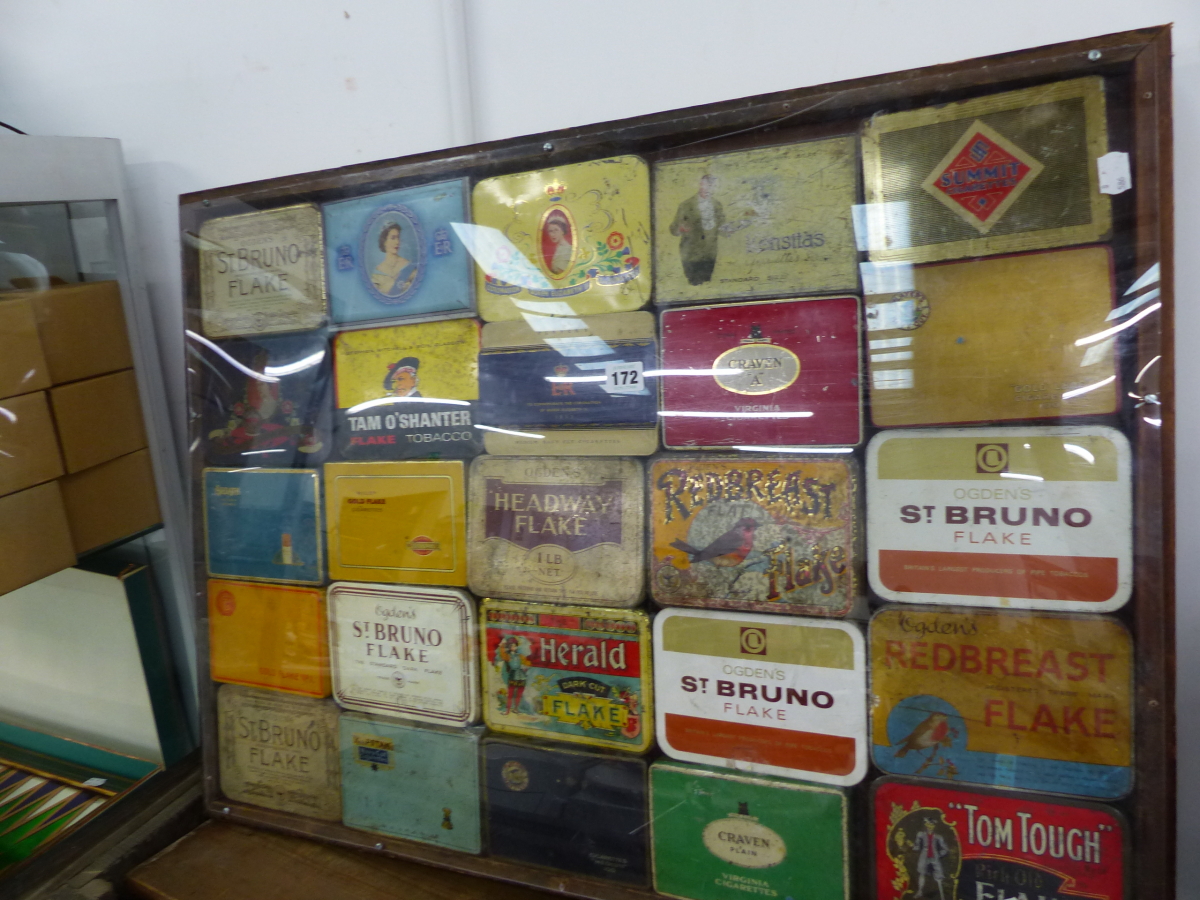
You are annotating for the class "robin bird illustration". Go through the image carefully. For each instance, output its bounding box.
[894,712,953,759]
[670,518,759,567]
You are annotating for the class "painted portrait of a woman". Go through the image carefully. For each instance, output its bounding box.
[370,220,418,296]
[541,209,574,277]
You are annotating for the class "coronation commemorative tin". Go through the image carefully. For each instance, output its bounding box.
[867,426,1132,612]
[649,456,860,616]
[654,608,867,786]
[481,600,652,752]
[329,582,478,726]
[870,607,1133,799]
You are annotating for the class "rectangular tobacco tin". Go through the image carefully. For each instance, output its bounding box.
[659,297,861,448]
[203,468,322,585]
[323,179,475,326]
[208,579,330,697]
[485,737,649,885]
[468,457,644,607]
[324,460,466,586]
[198,204,328,338]
[650,761,848,900]
[339,714,482,854]
[653,137,859,306]
[861,77,1110,264]
[332,318,482,460]
[481,600,652,752]
[654,608,867,786]
[867,426,1132,612]
[649,456,860,617]
[866,246,1117,426]
[470,156,651,321]
[329,582,478,726]
[873,778,1127,900]
[217,684,341,821]
[869,607,1133,799]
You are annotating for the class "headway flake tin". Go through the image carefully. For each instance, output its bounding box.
[324,460,467,586]
[329,582,478,726]
[470,156,651,321]
[217,684,341,821]
[650,761,848,900]
[654,608,867,786]
[649,456,860,617]
[869,607,1133,799]
[468,457,644,607]
[484,737,649,885]
[867,426,1132,612]
[873,778,1126,900]
[659,297,861,448]
[861,77,1110,263]
[481,600,652,752]
[208,579,330,697]
[339,714,482,854]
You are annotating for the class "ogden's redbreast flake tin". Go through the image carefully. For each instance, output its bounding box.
[873,778,1126,900]
[339,714,482,854]
[208,579,330,697]
[329,582,478,726]
[481,600,652,752]
[659,297,861,448]
[867,426,1132,612]
[324,460,467,586]
[861,77,1110,264]
[198,204,327,338]
[467,457,644,607]
[217,684,341,820]
[650,761,848,900]
[649,456,860,616]
[654,609,867,786]
[870,607,1133,799]
[485,737,649,885]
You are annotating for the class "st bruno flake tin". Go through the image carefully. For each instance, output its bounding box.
[329,582,479,726]
[481,600,652,752]
[649,456,860,617]
[870,607,1133,799]
[654,608,867,786]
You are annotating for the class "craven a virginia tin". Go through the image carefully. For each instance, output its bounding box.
[198,204,327,338]
[208,579,330,697]
[649,456,860,616]
[653,137,859,306]
[866,426,1132,612]
[324,460,466,586]
[484,737,649,886]
[658,297,861,448]
[650,761,848,900]
[217,684,341,821]
[861,77,1111,264]
[203,468,322,585]
[481,600,652,752]
[339,714,482,854]
[654,609,867,786]
[866,247,1117,426]
[869,607,1133,799]
[873,778,1127,900]
[468,457,644,607]
[329,582,479,726]
[470,156,651,321]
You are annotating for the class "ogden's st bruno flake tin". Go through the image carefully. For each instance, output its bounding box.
[654,608,867,786]
[870,607,1133,799]
[481,600,652,752]
[329,582,479,726]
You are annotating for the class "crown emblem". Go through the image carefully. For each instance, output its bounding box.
[554,364,570,377]
[545,181,567,202]
[739,324,771,345]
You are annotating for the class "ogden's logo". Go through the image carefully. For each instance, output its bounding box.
[408,536,440,556]
[975,443,1009,474]
[739,627,768,656]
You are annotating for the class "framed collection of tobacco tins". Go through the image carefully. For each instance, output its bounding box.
[182,26,1175,900]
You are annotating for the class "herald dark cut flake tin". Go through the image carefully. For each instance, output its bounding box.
[484,737,649,886]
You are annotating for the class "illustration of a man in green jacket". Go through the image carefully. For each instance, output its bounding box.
[670,174,724,285]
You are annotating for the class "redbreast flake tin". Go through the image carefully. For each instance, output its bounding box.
[649,456,859,617]
[870,607,1133,799]
[873,778,1126,900]
[481,600,652,752]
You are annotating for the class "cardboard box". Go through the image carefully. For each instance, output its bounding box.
[0,298,51,399]
[22,281,134,385]
[60,448,161,554]
[0,391,65,497]
[0,481,76,596]
[50,369,147,473]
